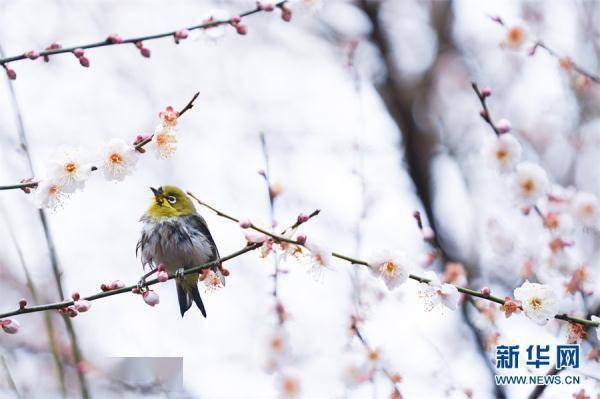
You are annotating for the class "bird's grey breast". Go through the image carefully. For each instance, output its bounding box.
[138,216,215,271]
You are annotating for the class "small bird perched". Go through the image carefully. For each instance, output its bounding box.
[136,185,221,317]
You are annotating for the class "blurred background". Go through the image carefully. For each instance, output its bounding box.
[0,0,599,398]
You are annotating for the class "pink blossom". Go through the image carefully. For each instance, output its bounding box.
[157,270,169,282]
[74,300,91,313]
[143,290,160,306]
[1,319,20,334]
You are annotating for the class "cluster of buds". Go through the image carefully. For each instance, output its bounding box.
[173,29,189,44]
[72,48,90,67]
[134,41,151,58]
[58,292,92,318]
[1,319,20,334]
[19,177,35,193]
[230,16,248,35]
[100,280,125,292]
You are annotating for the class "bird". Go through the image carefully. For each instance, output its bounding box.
[136,185,221,317]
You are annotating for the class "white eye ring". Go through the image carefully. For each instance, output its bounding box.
[167,196,177,204]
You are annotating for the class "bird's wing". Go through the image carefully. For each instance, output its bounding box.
[184,214,220,262]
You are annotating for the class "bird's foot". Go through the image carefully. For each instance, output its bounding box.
[175,268,185,281]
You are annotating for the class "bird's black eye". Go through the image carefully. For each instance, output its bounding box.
[167,196,177,204]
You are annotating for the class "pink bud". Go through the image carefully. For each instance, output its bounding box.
[239,218,252,229]
[5,68,16,80]
[481,287,491,296]
[157,263,166,272]
[157,270,169,282]
[175,29,189,39]
[48,42,61,50]
[107,33,124,44]
[140,47,151,58]
[24,50,40,60]
[236,24,248,35]
[110,280,125,290]
[297,214,309,223]
[422,227,435,241]
[79,57,90,67]
[296,233,307,245]
[73,48,85,58]
[257,1,275,11]
[143,290,160,307]
[71,292,81,301]
[1,319,20,334]
[231,16,242,24]
[67,306,79,318]
[18,299,27,309]
[496,118,512,134]
[74,300,91,313]
[134,41,144,49]
[480,86,492,97]
[100,283,109,291]
[281,9,292,22]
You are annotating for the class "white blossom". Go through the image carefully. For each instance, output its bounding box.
[368,250,411,290]
[482,134,521,172]
[98,138,139,182]
[417,271,460,311]
[512,162,549,206]
[47,145,91,192]
[304,240,333,278]
[150,125,178,159]
[514,281,559,325]
[34,179,69,210]
[570,191,599,227]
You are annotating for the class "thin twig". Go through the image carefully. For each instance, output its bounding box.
[0,244,261,319]
[193,200,600,328]
[471,82,501,136]
[0,356,22,399]
[0,92,199,191]
[0,2,288,68]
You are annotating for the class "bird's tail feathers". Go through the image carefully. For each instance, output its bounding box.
[176,276,206,318]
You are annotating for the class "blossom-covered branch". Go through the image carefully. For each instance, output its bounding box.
[191,199,600,329]
[0,1,293,80]
[492,15,600,85]
[0,244,261,322]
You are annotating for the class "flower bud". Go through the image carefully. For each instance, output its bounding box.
[73,48,85,58]
[1,319,20,334]
[281,4,292,22]
[422,227,435,241]
[107,33,124,44]
[174,29,189,44]
[140,47,151,58]
[110,280,125,290]
[5,67,16,80]
[143,290,160,306]
[157,263,166,272]
[481,287,491,296]
[480,86,492,97]
[134,41,144,49]
[74,300,91,312]
[18,299,27,309]
[221,267,230,277]
[235,24,248,35]
[239,218,252,229]
[296,233,307,245]
[71,292,81,301]
[157,270,169,282]
[67,306,79,318]
[231,16,242,24]
[100,283,109,291]
[297,214,309,224]
[496,118,512,134]
[79,57,90,67]
[24,50,40,60]
[257,1,275,11]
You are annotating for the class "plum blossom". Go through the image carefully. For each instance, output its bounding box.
[482,134,521,172]
[74,300,91,312]
[417,271,460,311]
[150,125,178,159]
[202,269,226,292]
[47,146,91,192]
[202,9,230,40]
[98,138,139,182]
[304,240,333,278]
[35,179,69,210]
[368,250,411,290]
[158,106,179,127]
[512,162,549,206]
[514,281,559,325]
[570,191,599,227]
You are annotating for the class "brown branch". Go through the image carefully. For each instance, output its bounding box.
[471,82,501,136]
[0,91,200,191]
[0,244,261,320]
[0,2,289,72]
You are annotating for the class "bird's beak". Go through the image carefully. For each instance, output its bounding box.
[150,187,164,202]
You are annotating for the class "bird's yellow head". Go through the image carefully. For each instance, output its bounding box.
[147,185,196,218]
